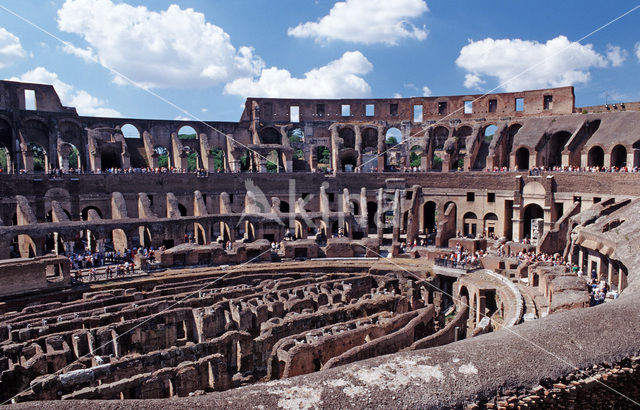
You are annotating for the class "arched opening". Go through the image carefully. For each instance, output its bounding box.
[515,147,529,170]
[45,208,72,222]
[279,200,290,213]
[29,142,47,172]
[351,200,360,216]
[410,145,423,169]
[547,131,571,167]
[178,203,188,217]
[423,201,436,233]
[315,145,331,172]
[185,149,199,172]
[209,147,225,172]
[239,150,252,172]
[219,222,231,243]
[178,125,197,140]
[121,124,140,139]
[473,125,496,170]
[81,206,103,221]
[154,145,169,168]
[385,127,402,145]
[523,204,544,241]
[0,118,12,172]
[587,146,604,168]
[431,126,449,170]
[260,127,281,145]
[367,201,378,234]
[44,232,65,255]
[12,234,37,258]
[139,226,152,247]
[339,128,355,149]
[101,146,122,169]
[463,212,478,237]
[288,128,304,143]
[58,142,80,171]
[483,213,498,237]
[611,144,627,168]
[340,149,357,172]
[361,128,378,153]
[266,150,282,173]
[502,124,522,168]
[194,223,207,244]
[532,273,539,287]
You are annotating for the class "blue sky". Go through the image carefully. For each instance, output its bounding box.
[0,0,639,121]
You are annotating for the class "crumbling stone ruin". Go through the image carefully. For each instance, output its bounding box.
[0,80,639,407]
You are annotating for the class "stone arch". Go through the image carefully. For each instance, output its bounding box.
[545,131,572,168]
[28,142,48,172]
[22,118,50,149]
[610,144,627,168]
[44,231,66,255]
[121,123,141,139]
[260,127,281,145]
[463,212,478,237]
[431,126,449,170]
[81,206,103,220]
[178,203,188,217]
[483,213,498,237]
[194,222,207,244]
[385,127,401,145]
[515,147,529,170]
[501,123,522,169]
[361,127,378,153]
[178,125,198,140]
[587,146,604,168]
[523,204,544,241]
[315,145,331,171]
[58,142,81,171]
[339,127,356,149]
[266,150,283,173]
[11,234,37,258]
[0,118,12,172]
[423,201,437,233]
[366,201,378,234]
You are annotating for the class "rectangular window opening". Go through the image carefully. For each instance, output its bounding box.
[463,101,472,114]
[515,98,524,112]
[290,106,300,122]
[466,192,475,202]
[341,104,351,117]
[316,104,325,117]
[389,103,398,116]
[24,89,36,110]
[366,104,375,116]
[543,95,553,110]
[488,99,497,113]
[487,192,495,203]
[438,101,448,115]
[413,105,423,123]
[328,193,335,202]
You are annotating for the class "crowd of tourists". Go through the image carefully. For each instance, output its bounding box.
[67,247,159,282]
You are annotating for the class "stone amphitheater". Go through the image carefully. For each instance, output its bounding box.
[0,80,639,408]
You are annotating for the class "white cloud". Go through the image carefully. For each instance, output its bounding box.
[606,44,627,67]
[288,0,428,45]
[174,115,191,121]
[9,67,121,117]
[422,86,432,97]
[57,0,264,88]
[456,36,608,91]
[0,27,27,68]
[464,73,485,90]
[224,51,373,99]
[392,92,402,98]
[635,42,640,62]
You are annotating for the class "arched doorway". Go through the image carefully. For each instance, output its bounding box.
[423,201,436,233]
[410,145,423,169]
[385,127,402,145]
[484,213,498,237]
[515,147,529,170]
[339,128,355,149]
[463,212,478,237]
[59,143,80,171]
[367,201,378,234]
[431,126,449,170]
[29,142,47,172]
[0,118,12,172]
[588,146,604,168]
[611,145,627,168]
[523,204,544,241]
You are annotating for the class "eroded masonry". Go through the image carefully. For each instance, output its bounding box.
[0,81,639,408]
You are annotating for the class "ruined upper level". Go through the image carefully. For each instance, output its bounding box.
[241,86,576,124]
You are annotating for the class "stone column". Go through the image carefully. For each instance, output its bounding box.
[377,125,385,172]
[354,127,363,168]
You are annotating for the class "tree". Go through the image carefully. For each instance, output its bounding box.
[29,143,46,171]
[0,148,7,170]
[187,152,199,171]
[210,148,224,171]
[410,150,421,167]
[154,146,169,168]
[386,136,398,145]
[288,128,303,143]
[69,147,79,169]
[316,146,330,164]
